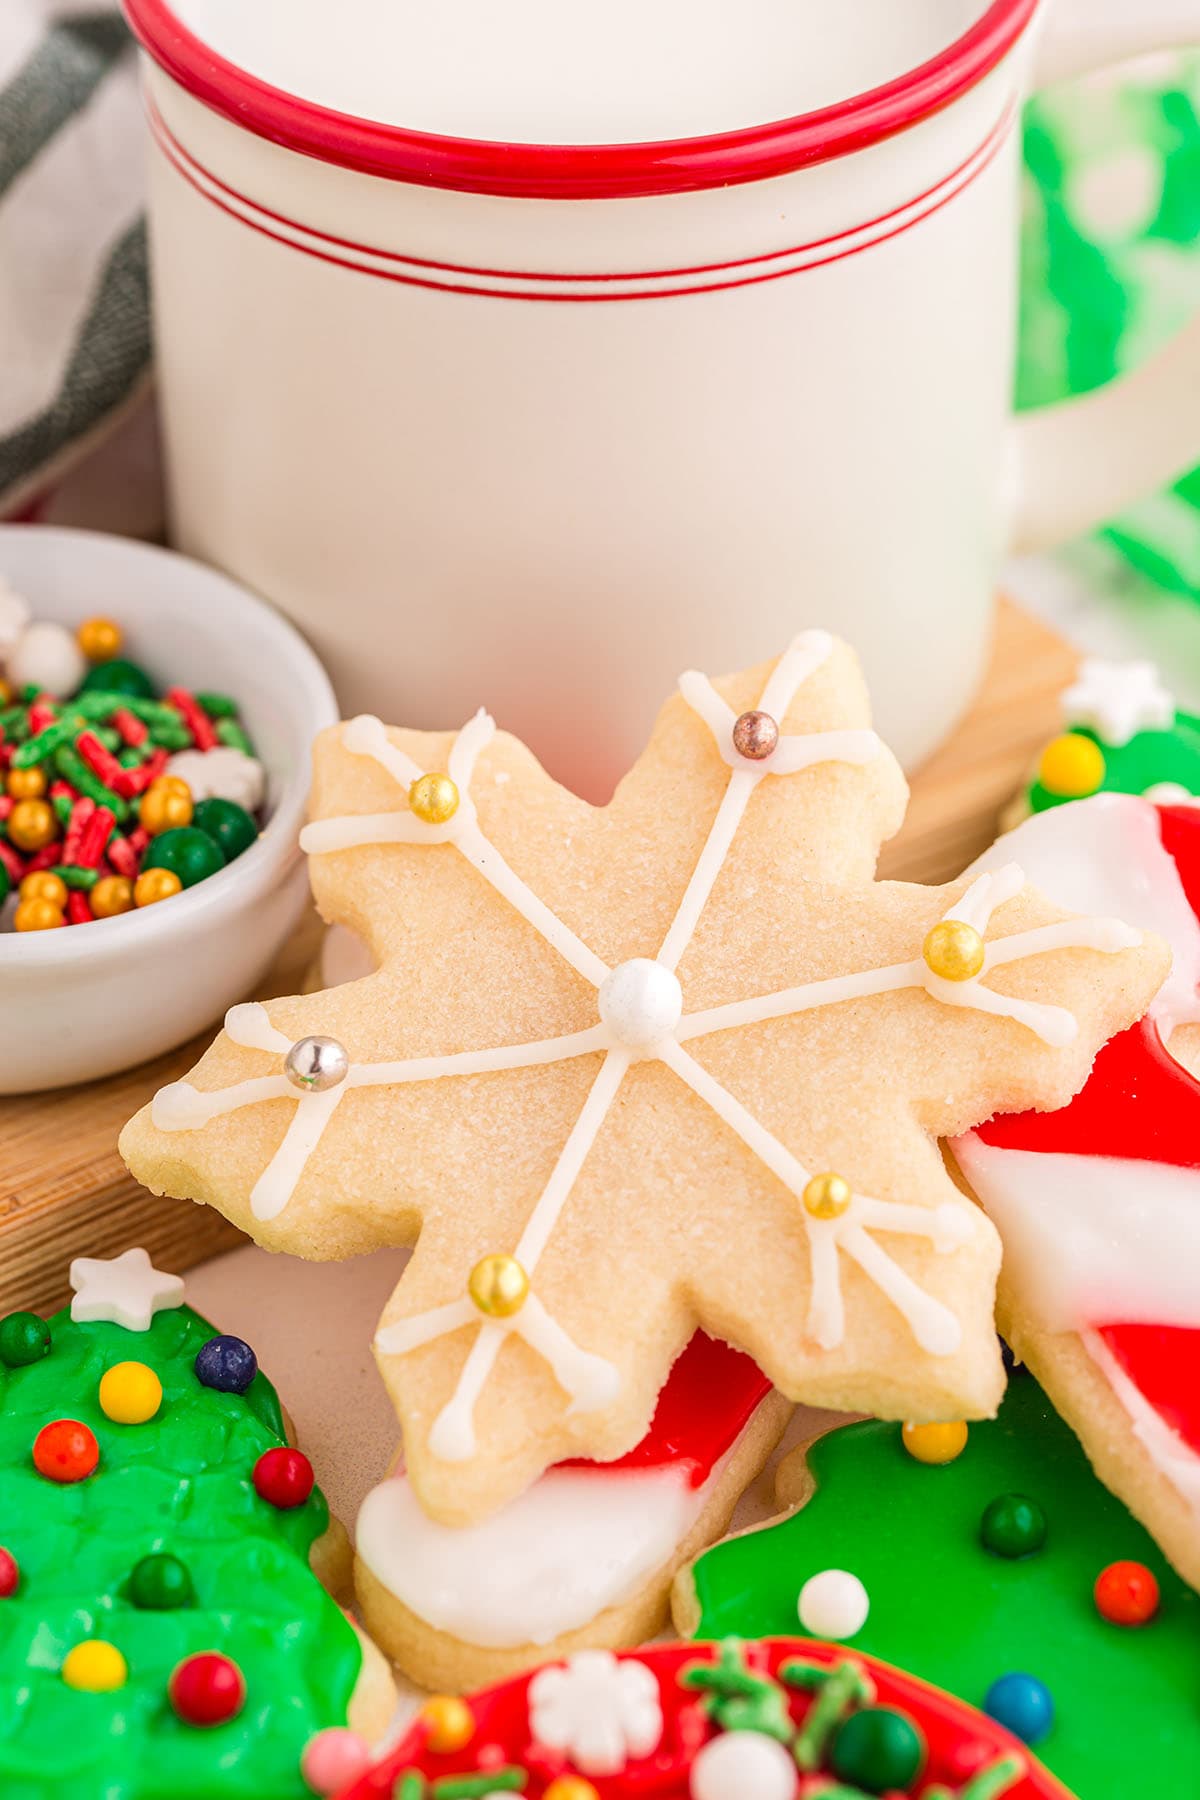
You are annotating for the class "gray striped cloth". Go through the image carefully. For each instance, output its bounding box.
[0,4,150,522]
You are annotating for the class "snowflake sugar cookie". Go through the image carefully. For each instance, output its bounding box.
[120,633,1166,1526]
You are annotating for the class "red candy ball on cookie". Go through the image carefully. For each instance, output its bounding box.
[0,1548,19,1597]
[169,1651,246,1726]
[1095,1560,1160,1626]
[253,1445,314,1509]
[33,1419,99,1483]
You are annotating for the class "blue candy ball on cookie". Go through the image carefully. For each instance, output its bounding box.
[194,1334,257,1395]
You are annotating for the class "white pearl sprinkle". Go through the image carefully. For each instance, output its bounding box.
[598,958,683,1053]
[690,1730,797,1800]
[798,1568,870,1640]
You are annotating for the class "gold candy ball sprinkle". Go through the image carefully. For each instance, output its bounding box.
[20,870,68,909]
[408,771,459,825]
[14,897,65,932]
[419,1693,474,1754]
[802,1172,852,1220]
[140,779,194,836]
[923,919,986,983]
[76,616,123,661]
[134,867,182,907]
[467,1253,529,1318]
[731,709,780,761]
[91,875,135,919]
[7,765,46,800]
[1038,732,1105,799]
[7,797,58,852]
[902,1419,969,1466]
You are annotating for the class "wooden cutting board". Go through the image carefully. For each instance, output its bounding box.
[0,599,1078,1317]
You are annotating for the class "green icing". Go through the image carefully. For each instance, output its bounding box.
[1028,714,1200,812]
[686,1375,1200,1797]
[0,1301,361,1799]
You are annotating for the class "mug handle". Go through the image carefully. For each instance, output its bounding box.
[1007,0,1200,552]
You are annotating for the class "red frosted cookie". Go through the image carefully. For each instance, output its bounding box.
[333,1638,1058,1799]
[954,793,1200,1590]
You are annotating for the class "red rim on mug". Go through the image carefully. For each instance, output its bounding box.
[122,0,1037,199]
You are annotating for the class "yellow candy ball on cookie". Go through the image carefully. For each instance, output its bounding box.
[99,1361,163,1425]
[923,919,985,983]
[420,1693,474,1753]
[468,1254,529,1318]
[544,1782,601,1800]
[409,772,459,825]
[902,1420,969,1465]
[1038,732,1105,799]
[62,1640,127,1691]
[802,1172,851,1220]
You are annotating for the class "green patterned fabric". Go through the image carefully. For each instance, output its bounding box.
[1018,59,1200,596]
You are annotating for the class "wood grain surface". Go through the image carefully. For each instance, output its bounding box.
[0,599,1077,1316]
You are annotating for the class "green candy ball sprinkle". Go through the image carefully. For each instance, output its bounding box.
[77,658,155,701]
[981,1492,1048,1560]
[0,1312,51,1369]
[830,1706,925,1794]
[141,826,226,889]
[191,797,258,863]
[129,1551,194,1610]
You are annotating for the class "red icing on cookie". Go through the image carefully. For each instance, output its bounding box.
[974,1016,1200,1167]
[1097,1323,1200,1457]
[560,1332,771,1487]
[1157,804,1200,921]
[333,1639,1060,1798]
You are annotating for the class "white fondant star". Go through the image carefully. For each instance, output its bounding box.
[69,1248,186,1332]
[1062,658,1174,748]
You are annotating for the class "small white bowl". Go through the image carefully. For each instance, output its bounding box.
[0,527,337,1092]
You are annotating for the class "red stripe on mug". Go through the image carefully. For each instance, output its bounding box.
[147,103,1016,304]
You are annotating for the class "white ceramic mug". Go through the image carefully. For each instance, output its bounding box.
[127,0,1200,797]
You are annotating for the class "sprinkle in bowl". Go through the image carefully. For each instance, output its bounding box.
[0,527,337,1092]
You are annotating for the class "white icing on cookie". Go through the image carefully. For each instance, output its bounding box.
[967,793,1200,1038]
[1061,659,1174,747]
[69,1248,185,1332]
[529,1649,663,1775]
[356,1462,712,1648]
[952,1137,1200,1334]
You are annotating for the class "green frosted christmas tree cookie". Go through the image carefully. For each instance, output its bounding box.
[674,1371,1200,1798]
[0,1250,391,1800]
[1014,658,1200,823]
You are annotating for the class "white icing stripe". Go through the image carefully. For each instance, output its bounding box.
[659,630,880,969]
[356,1460,715,1648]
[1083,1329,1200,1516]
[967,792,1200,1040]
[225,1001,292,1055]
[251,1084,346,1221]
[661,1037,971,1354]
[678,896,1138,1051]
[953,1135,1200,1332]
[151,633,1145,1469]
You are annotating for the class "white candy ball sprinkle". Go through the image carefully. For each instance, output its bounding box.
[690,1731,797,1800]
[8,621,86,698]
[798,1568,870,1640]
[598,957,683,1052]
